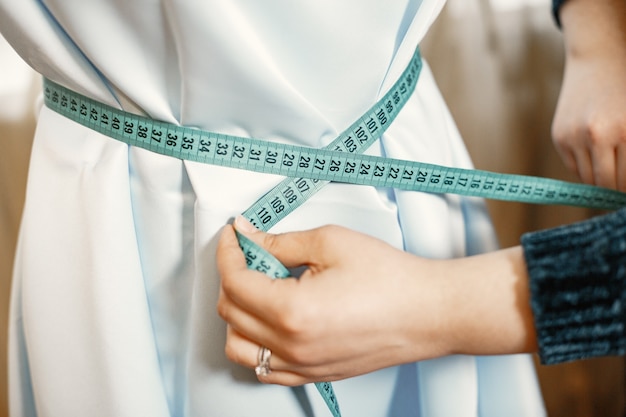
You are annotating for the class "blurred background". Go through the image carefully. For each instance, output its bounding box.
[0,0,623,415]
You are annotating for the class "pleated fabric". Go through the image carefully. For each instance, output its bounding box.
[0,1,546,416]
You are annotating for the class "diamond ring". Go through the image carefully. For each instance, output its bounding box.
[255,346,272,377]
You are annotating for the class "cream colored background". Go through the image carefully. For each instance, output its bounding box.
[0,0,623,415]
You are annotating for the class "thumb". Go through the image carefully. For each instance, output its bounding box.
[216,223,250,279]
[234,216,325,269]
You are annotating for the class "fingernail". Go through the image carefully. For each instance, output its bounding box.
[234,215,258,233]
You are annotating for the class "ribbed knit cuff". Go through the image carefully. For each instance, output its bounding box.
[521,208,626,365]
[552,0,568,27]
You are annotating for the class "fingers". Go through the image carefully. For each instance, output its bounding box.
[216,224,273,314]
[551,70,626,192]
[571,147,594,185]
[224,326,314,386]
[589,146,617,190]
[225,326,288,371]
[217,225,312,384]
[555,128,623,190]
[218,286,275,349]
[216,223,250,278]
[217,224,285,320]
[234,216,334,269]
[225,325,351,386]
[217,223,316,337]
[554,146,578,176]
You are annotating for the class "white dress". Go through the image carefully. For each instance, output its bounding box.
[0,1,546,416]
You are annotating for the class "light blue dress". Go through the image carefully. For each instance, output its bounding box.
[0,1,546,416]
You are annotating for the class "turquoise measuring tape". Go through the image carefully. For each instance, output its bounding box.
[43,46,626,417]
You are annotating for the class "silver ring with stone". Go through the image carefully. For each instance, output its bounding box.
[255,346,272,377]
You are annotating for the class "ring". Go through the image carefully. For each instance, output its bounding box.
[255,346,272,377]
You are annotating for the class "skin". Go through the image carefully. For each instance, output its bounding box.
[552,0,626,190]
[217,217,537,386]
[217,0,626,386]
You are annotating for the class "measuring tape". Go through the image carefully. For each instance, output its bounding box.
[43,46,626,417]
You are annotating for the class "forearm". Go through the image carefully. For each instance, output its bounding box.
[435,247,538,358]
[219,213,626,383]
[560,0,626,59]
[437,204,626,364]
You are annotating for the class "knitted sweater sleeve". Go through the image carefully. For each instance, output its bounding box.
[521,208,626,364]
[552,0,568,27]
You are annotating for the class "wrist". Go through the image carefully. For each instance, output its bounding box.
[560,0,626,60]
[444,248,538,357]
[398,256,457,362]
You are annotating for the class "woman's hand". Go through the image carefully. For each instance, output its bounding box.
[216,217,453,385]
[551,0,626,190]
[216,217,537,385]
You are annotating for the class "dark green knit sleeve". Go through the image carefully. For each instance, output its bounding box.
[521,208,626,365]
[552,0,567,27]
